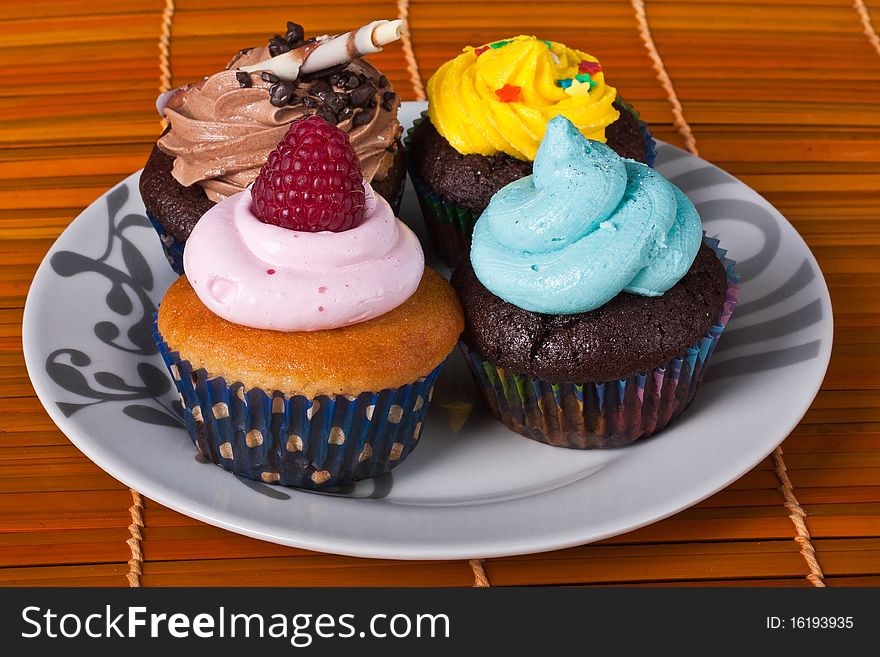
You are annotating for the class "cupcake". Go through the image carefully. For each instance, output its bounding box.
[407,35,656,266]
[451,116,738,449]
[140,19,407,274]
[155,116,464,488]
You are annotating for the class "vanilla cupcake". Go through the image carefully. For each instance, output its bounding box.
[155,116,463,488]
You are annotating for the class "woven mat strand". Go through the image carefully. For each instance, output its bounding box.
[1,0,879,587]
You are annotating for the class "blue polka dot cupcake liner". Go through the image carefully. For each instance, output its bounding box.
[404,104,656,267]
[146,210,186,276]
[460,237,739,449]
[153,319,445,489]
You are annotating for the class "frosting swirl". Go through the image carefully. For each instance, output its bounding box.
[184,183,424,331]
[471,116,702,314]
[158,47,400,203]
[427,35,619,161]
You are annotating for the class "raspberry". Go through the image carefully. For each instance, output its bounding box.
[251,115,366,232]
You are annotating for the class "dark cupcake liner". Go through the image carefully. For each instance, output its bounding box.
[404,105,657,267]
[146,210,186,275]
[460,237,740,449]
[153,319,445,488]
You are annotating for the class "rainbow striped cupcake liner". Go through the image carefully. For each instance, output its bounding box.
[153,320,445,489]
[404,103,657,267]
[460,237,740,449]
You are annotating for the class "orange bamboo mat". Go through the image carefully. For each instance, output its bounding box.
[2,0,879,587]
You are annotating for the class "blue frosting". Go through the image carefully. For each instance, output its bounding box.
[470,116,702,314]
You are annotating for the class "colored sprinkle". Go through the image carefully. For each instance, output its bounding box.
[489,39,512,49]
[266,269,276,275]
[494,84,521,102]
[564,79,592,97]
[556,78,573,89]
[575,73,597,87]
[541,40,553,50]
[318,306,325,312]
[474,45,490,57]
[578,60,602,74]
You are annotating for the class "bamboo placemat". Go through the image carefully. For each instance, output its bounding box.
[2,0,880,587]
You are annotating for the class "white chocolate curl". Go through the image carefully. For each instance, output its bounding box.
[237,19,403,81]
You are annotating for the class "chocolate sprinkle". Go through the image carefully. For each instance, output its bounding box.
[338,106,354,122]
[310,78,332,95]
[381,91,396,111]
[285,22,305,47]
[269,81,295,107]
[300,63,347,82]
[261,72,279,84]
[378,75,389,88]
[322,91,348,114]
[344,74,362,90]
[352,108,374,127]
[235,71,252,88]
[349,83,375,107]
[317,108,339,124]
[302,96,318,109]
[268,35,292,57]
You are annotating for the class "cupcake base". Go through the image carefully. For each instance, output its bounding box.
[154,321,444,489]
[459,238,740,449]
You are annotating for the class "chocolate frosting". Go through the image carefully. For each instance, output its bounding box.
[157,46,401,203]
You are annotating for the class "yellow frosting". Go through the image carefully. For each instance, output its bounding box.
[427,35,620,161]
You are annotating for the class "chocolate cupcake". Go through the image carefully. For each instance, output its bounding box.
[140,19,407,274]
[451,116,738,449]
[406,35,656,265]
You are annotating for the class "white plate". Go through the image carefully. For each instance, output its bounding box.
[22,102,832,560]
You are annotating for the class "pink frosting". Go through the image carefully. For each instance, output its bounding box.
[183,183,425,331]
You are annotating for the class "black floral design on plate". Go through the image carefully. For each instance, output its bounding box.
[46,185,183,428]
